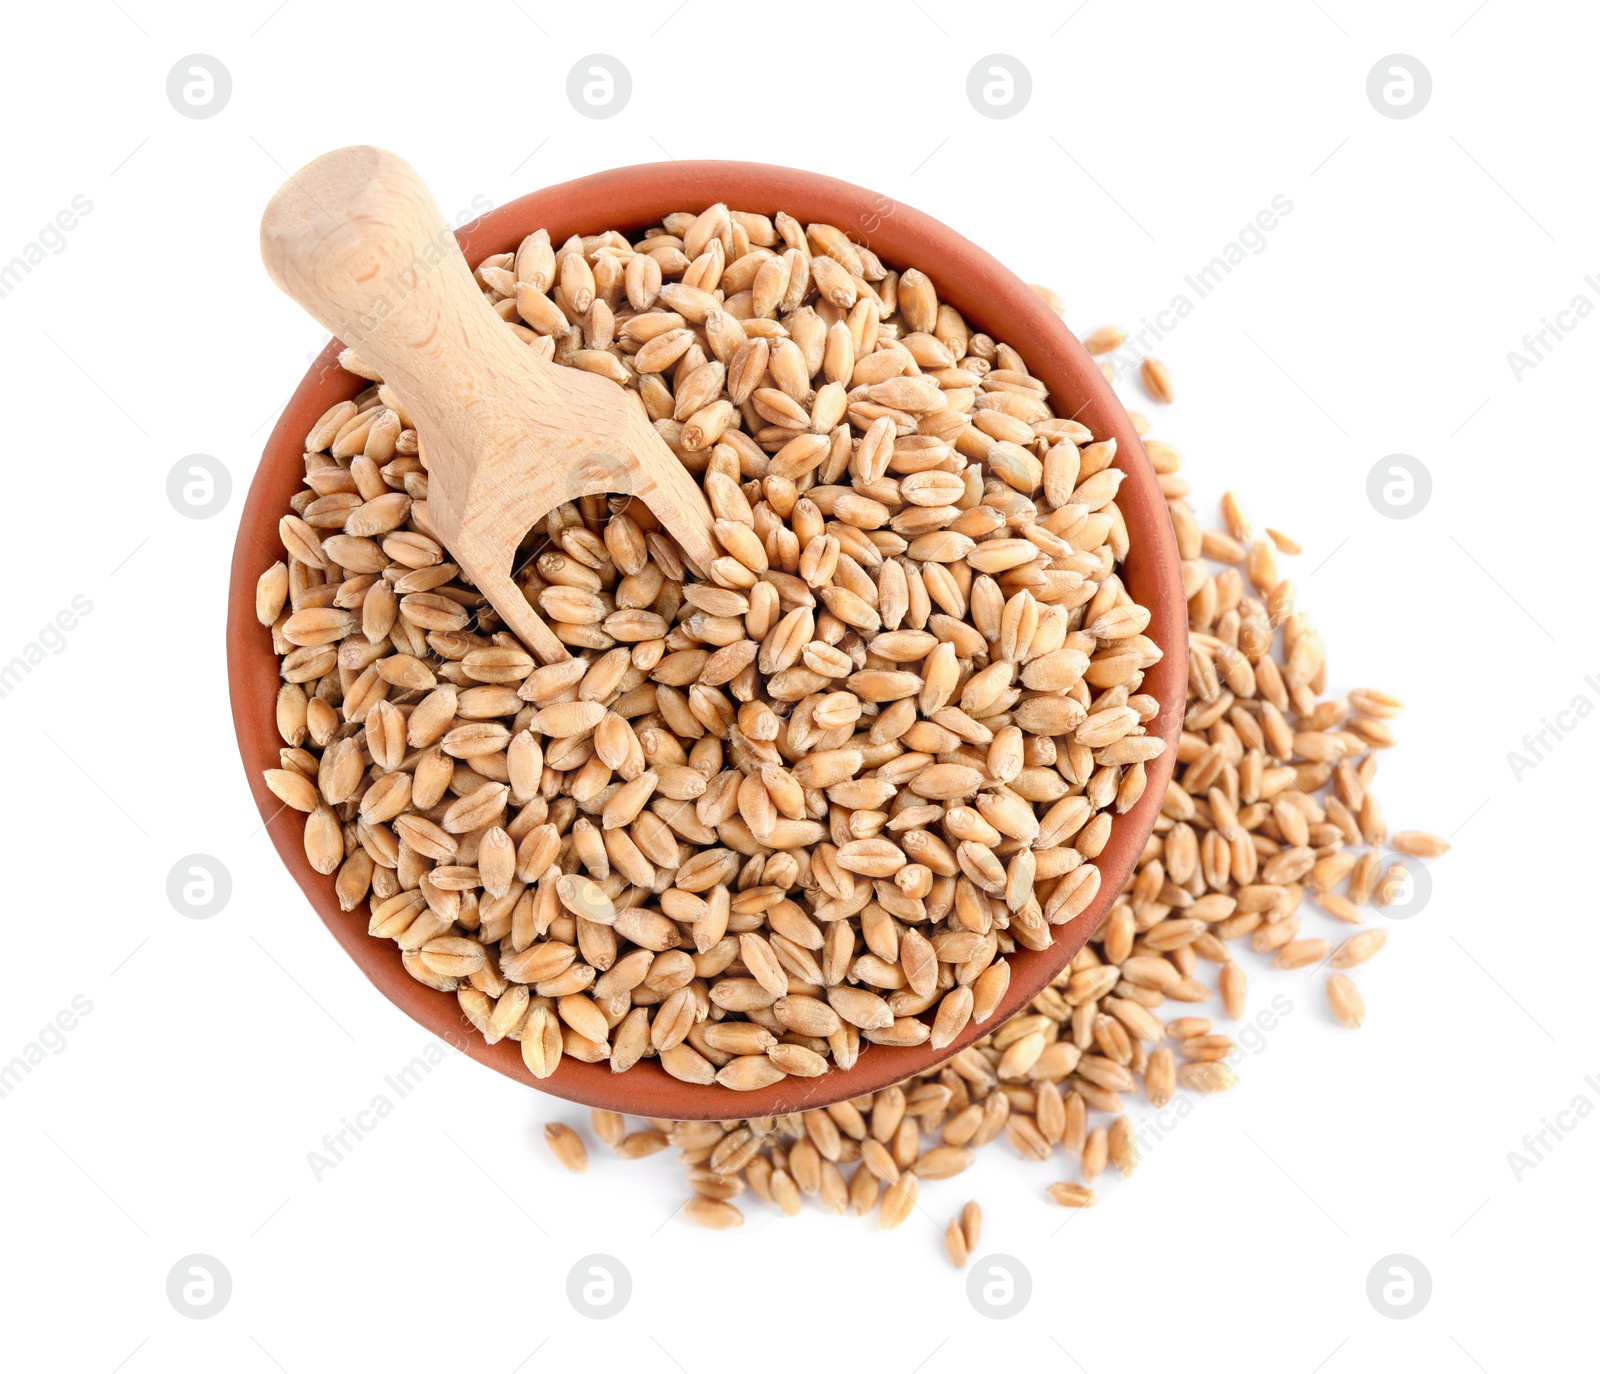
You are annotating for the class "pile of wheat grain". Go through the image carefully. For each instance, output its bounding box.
[259,207,1168,1092]
[536,328,1447,1256]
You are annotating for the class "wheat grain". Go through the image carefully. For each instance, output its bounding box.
[943,1216,969,1266]
[543,1122,588,1173]
[1139,357,1173,404]
[683,1197,744,1229]
[1326,973,1365,1028]
[558,334,1448,1252]
[272,237,1442,1251]
[272,239,1170,1079]
[1082,326,1126,356]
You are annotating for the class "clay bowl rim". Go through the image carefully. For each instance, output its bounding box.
[227,157,1188,1121]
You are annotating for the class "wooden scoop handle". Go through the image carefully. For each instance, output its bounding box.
[259,145,530,527]
[259,147,500,410]
[259,145,719,663]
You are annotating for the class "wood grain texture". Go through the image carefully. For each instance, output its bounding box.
[259,145,719,663]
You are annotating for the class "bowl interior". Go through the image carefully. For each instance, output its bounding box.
[228,160,1187,1120]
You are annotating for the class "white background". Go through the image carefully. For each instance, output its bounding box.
[0,2,1593,1370]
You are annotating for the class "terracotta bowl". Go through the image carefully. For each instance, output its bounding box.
[228,160,1187,1120]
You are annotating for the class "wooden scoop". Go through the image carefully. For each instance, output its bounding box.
[259,145,719,663]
